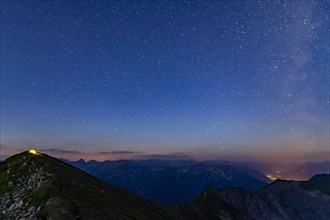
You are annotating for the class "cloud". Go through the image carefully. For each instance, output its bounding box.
[41,148,81,154]
[97,150,142,155]
[135,152,191,160]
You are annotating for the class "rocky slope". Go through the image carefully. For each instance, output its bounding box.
[0,152,183,220]
[214,174,330,220]
[179,186,254,220]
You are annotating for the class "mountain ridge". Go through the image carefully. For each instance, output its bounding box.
[0,152,183,220]
[214,174,330,220]
[1,152,329,220]
[62,157,268,206]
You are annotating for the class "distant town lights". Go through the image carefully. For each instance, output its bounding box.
[266,174,278,181]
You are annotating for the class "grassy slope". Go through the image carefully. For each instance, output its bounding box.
[0,152,183,220]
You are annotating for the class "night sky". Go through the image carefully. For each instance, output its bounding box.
[1,1,329,162]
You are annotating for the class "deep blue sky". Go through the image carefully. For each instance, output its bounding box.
[1,1,329,162]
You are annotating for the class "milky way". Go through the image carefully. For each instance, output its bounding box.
[1,1,329,162]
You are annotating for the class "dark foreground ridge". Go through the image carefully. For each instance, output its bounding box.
[1,151,329,220]
[0,152,182,219]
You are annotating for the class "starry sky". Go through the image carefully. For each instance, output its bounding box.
[1,1,329,162]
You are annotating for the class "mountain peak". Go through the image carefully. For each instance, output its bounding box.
[77,158,86,163]
[309,173,330,181]
[0,151,55,218]
[300,173,330,195]
[0,152,182,220]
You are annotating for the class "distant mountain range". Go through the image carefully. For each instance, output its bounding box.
[1,152,329,220]
[61,158,329,206]
[62,159,269,206]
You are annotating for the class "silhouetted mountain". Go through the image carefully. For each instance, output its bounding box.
[210,174,330,220]
[300,173,330,195]
[178,174,329,220]
[179,185,254,220]
[65,159,268,206]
